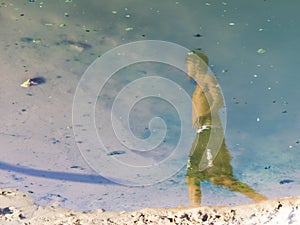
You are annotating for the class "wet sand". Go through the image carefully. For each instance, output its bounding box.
[1,188,299,225]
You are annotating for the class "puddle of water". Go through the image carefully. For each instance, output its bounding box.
[0,0,299,212]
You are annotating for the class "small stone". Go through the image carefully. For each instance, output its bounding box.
[1,191,15,196]
[19,213,26,219]
[202,214,208,221]
[0,207,13,215]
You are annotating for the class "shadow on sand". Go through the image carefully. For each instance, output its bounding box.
[0,161,115,185]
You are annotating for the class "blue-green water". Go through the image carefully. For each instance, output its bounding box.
[0,0,299,211]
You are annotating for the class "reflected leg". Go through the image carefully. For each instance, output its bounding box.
[210,175,268,202]
[186,176,202,207]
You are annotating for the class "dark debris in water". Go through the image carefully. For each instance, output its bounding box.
[264,165,271,169]
[193,33,203,37]
[20,37,34,43]
[21,77,46,88]
[30,77,46,85]
[70,165,84,170]
[107,150,126,156]
[20,37,41,43]
[279,179,294,184]
[56,40,92,51]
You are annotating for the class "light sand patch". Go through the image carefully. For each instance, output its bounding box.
[1,188,299,225]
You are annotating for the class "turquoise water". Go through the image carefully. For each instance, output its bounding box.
[0,0,299,211]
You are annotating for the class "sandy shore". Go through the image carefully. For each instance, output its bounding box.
[1,188,299,225]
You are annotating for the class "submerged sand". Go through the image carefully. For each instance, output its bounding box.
[1,2,300,224]
[1,188,299,225]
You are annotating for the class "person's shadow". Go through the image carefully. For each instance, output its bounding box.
[185,51,268,207]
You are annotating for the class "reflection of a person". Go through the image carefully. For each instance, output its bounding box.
[185,52,267,207]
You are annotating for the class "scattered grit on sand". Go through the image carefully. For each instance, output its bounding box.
[1,188,300,225]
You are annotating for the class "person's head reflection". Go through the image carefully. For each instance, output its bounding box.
[185,51,267,207]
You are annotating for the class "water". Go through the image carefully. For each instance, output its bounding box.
[0,0,299,212]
